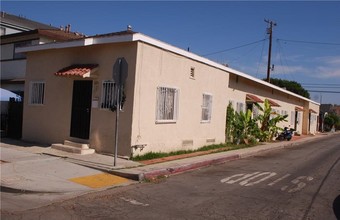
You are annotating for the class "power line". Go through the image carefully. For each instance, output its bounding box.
[307,90,340,94]
[302,83,340,86]
[277,39,340,46]
[275,38,296,82]
[255,36,266,78]
[202,39,266,57]
[303,86,340,88]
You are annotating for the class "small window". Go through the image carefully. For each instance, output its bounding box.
[201,93,212,122]
[236,102,244,113]
[29,81,45,105]
[281,110,288,116]
[101,81,116,109]
[14,41,32,59]
[0,27,5,36]
[190,67,195,79]
[270,108,279,119]
[156,87,178,122]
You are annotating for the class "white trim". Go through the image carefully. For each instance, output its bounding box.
[82,67,99,78]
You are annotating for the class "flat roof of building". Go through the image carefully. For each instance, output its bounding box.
[16,29,320,106]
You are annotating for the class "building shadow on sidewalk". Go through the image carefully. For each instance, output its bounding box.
[0,137,49,148]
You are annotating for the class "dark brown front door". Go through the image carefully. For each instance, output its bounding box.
[70,80,92,139]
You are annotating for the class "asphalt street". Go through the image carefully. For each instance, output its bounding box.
[2,134,340,220]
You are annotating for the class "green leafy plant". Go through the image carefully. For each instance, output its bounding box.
[232,109,259,145]
[255,99,288,141]
[225,102,235,143]
[132,143,255,161]
[324,112,339,131]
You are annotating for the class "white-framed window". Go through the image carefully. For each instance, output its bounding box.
[0,27,5,36]
[297,112,301,125]
[101,80,116,109]
[29,81,45,105]
[310,114,317,124]
[236,102,244,113]
[201,93,212,122]
[270,108,279,119]
[290,111,295,126]
[156,86,179,122]
[281,110,288,116]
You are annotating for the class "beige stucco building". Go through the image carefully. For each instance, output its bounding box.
[18,30,320,157]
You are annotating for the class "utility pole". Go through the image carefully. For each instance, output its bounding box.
[265,19,277,83]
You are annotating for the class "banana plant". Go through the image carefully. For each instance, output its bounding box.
[233,109,259,144]
[255,99,288,142]
[225,102,235,143]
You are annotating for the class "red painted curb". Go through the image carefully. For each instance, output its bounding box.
[142,154,239,181]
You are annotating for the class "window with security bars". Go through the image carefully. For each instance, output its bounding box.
[29,82,45,105]
[101,81,116,109]
[201,94,212,122]
[156,87,178,122]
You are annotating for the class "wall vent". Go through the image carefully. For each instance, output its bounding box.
[190,67,195,79]
[182,140,193,147]
[206,138,216,143]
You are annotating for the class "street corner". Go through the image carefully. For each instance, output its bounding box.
[68,173,133,189]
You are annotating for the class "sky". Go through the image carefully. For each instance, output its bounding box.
[2,1,340,104]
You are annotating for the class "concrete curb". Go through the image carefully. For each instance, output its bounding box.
[1,132,337,193]
[0,185,68,194]
[119,133,337,181]
[140,154,240,181]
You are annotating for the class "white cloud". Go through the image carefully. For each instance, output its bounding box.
[315,56,340,65]
[273,65,308,75]
[315,66,340,78]
[229,55,340,80]
[310,55,340,78]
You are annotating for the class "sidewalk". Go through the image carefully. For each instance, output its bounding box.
[0,132,337,193]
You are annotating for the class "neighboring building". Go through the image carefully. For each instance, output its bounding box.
[331,105,340,116]
[1,29,84,96]
[320,104,340,116]
[0,11,85,96]
[17,29,320,157]
[0,11,56,36]
[320,104,333,114]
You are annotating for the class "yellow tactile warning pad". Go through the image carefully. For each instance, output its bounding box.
[69,173,130,188]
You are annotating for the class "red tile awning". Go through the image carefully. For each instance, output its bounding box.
[55,64,99,78]
[295,106,304,112]
[309,109,317,114]
[266,99,281,107]
[246,94,264,103]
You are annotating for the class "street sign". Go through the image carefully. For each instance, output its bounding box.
[112,57,128,86]
[112,57,128,167]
